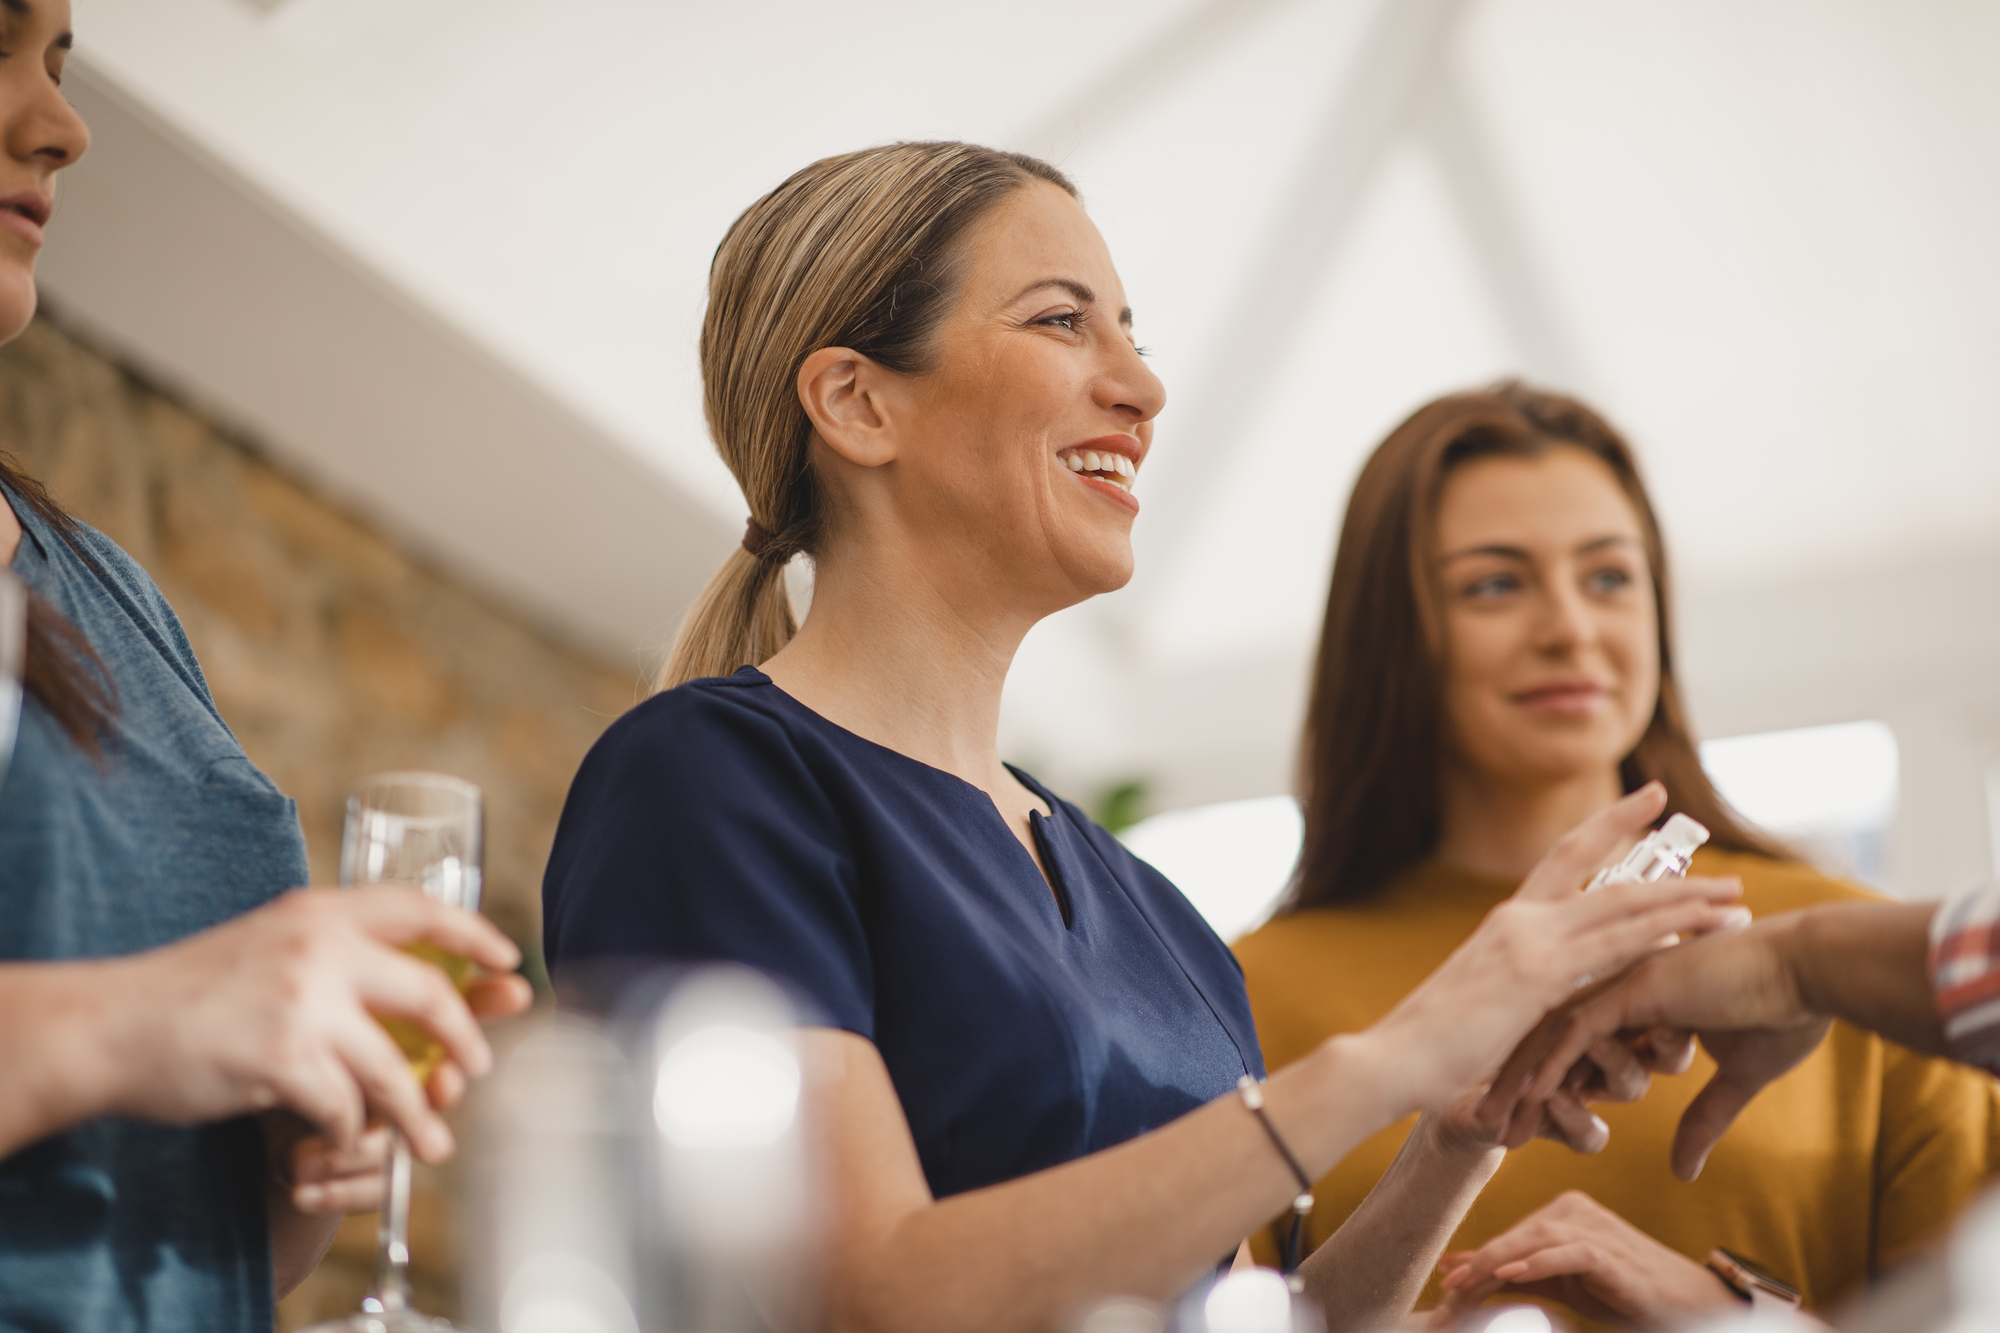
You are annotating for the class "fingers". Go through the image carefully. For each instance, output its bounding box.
[1555,875,1744,937]
[1671,1072,1764,1182]
[293,1172,386,1215]
[1637,1027,1696,1076]
[293,1124,392,1182]
[330,1012,455,1162]
[428,1059,468,1110]
[1488,1241,1604,1288]
[262,1046,370,1152]
[1514,783,1668,902]
[340,887,524,973]
[1540,1091,1610,1154]
[466,973,535,1020]
[291,1125,392,1213]
[356,949,494,1079]
[1566,898,1751,990]
[1581,1037,1650,1103]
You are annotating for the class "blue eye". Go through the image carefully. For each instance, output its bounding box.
[1585,568,1633,595]
[1464,574,1519,599]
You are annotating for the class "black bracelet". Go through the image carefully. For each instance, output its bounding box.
[1236,1074,1314,1275]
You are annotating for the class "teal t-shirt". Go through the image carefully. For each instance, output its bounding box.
[0,481,309,1331]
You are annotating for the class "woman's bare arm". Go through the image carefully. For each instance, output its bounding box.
[1296,1110,1503,1332]
[793,787,1747,1333]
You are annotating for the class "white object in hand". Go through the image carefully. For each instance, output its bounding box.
[1586,813,1710,892]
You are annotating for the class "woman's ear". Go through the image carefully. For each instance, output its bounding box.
[798,346,900,468]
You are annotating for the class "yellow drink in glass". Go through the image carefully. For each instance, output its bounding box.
[381,943,475,1082]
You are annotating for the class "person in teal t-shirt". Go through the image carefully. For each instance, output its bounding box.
[0,3,531,1327]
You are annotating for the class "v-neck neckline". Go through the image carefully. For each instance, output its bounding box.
[742,668,1075,927]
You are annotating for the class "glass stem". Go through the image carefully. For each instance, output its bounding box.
[365,1128,415,1312]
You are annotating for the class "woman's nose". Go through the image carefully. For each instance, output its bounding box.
[1536,581,1599,653]
[9,71,90,174]
[1095,342,1166,424]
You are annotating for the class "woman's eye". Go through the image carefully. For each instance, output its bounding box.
[1463,574,1519,600]
[1036,311,1084,333]
[1585,568,1633,595]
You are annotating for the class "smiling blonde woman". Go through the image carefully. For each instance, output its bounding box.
[1234,382,2000,1329]
[537,147,1754,1333]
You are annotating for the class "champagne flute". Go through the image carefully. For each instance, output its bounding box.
[304,771,484,1333]
[0,570,26,788]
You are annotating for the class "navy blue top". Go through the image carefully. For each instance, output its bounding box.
[544,668,1264,1200]
[0,483,309,1332]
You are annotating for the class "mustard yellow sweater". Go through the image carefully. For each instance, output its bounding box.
[1233,849,2000,1323]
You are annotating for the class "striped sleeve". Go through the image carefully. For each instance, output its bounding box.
[1929,882,2000,1074]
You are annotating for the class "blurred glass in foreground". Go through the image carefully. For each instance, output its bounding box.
[463,1013,641,1333]
[0,570,24,788]
[648,966,813,1331]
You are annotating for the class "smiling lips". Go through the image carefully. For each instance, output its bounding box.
[1512,679,1611,718]
[1057,437,1142,501]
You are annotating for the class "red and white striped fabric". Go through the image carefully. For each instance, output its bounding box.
[1930,882,2000,1075]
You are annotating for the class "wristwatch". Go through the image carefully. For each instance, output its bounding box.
[1707,1247,1803,1312]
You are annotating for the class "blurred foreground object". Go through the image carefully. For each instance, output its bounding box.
[0,570,21,786]
[465,965,815,1332]
[647,966,814,1331]
[463,1013,640,1333]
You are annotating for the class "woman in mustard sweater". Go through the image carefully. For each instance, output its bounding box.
[1234,382,2000,1328]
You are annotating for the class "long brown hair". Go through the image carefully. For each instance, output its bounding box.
[1,453,116,755]
[1287,381,1785,910]
[656,141,1075,691]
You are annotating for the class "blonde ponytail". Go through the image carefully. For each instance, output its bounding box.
[655,141,1074,694]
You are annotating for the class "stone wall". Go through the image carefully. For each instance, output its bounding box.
[0,311,642,1323]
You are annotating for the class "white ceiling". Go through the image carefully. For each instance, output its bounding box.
[44,0,2000,832]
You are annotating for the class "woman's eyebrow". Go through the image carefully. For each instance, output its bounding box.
[1439,543,1530,565]
[1013,277,1095,306]
[1010,277,1136,328]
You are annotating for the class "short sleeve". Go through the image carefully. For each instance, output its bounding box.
[1929,882,2000,1074]
[541,683,874,1037]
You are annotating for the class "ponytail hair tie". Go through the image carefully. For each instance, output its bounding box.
[742,518,780,561]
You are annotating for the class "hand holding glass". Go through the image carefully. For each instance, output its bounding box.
[305,771,487,1333]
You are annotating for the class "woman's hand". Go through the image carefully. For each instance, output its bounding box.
[1362,783,1749,1122]
[103,887,531,1163]
[1479,911,1834,1178]
[1435,1026,1673,1157]
[1431,1191,1741,1329]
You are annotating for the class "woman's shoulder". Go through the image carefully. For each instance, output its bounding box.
[1692,846,1883,913]
[583,670,816,779]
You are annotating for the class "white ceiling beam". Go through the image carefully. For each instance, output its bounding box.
[1418,71,1590,391]
[1124,0,1472,611]
[1013,0,1307,162]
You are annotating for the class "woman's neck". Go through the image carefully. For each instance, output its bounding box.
[757,546,1035,799]
[1432,763,1629,881]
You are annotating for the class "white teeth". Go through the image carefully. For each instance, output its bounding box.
[1059,449,1137,487]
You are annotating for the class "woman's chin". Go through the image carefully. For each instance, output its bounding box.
[1067,539,1135,598]
[0,273,37,345]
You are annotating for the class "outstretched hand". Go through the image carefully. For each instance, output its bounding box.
[1478,912,1830,1180]
[1365,783,1749,1122]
